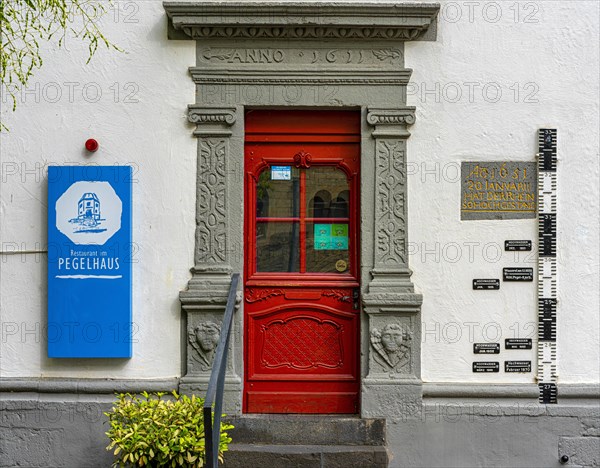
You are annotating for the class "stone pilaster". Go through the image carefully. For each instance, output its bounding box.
[362,107,423,419]
[179,105,241,413]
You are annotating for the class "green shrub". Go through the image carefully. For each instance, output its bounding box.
[105,391,233,467]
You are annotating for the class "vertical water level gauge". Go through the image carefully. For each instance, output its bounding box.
[537,129,558,404]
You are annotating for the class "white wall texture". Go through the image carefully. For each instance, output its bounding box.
[1,1,598,385]
[407,0,599,384]
[0,1,196,378]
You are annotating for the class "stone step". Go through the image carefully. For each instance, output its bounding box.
[224,415,386,447]
[223,443,389,468]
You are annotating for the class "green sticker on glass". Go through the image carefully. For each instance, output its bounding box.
[331,224,348,237]
[314,223,348,250]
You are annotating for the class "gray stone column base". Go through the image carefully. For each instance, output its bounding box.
[179,375,242,415]
[180,271,242,415]
[362,379,422,421]
[361,292,423,419]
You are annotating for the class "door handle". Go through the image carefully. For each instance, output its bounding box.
[353,288,360,310]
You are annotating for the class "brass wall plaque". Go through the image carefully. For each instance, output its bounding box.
[461,162,537,220]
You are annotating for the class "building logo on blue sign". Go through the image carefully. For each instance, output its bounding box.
[56,181,122,245]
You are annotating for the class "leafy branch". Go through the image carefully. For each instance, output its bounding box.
[0,0,121,130]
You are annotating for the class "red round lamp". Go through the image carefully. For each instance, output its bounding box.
[85,139,99,152]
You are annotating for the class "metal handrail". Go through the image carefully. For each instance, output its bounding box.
[204,273,240,468]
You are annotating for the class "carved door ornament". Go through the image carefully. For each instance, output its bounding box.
[188,321,221,371]
[293,150,312,169]
[370,323,411,374]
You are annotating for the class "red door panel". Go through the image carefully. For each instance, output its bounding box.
[244,110,360,414]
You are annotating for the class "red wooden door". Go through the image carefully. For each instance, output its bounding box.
[244,110,361,414]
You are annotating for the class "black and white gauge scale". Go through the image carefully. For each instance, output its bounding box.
[537,129,558,404]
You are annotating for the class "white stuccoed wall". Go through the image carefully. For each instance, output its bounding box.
[407,0,599,384]
[0,1,196,378]
[1,1,598,385]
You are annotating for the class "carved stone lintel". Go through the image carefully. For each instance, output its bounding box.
[183,26,424,41]
[367,107,416,138]
[164,3,439,42]
[188,106,236,137]
[190,69,413,87]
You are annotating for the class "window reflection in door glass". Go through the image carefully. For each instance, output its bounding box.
[256,222,300,272]
[306,167,349,218]
[256,167,300,218]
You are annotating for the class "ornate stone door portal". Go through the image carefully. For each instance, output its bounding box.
[164,2,440,417]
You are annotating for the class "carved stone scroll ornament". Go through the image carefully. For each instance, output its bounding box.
[375,141,407,265]
[188,107,236,126]
[366,109,416,127]
[188,321,221,371]
[370,324,412,374]
[195,139,227,267]
[188,106,236,138]
[366,107,416,272]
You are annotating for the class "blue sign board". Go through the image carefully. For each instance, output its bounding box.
[47,166,132,358]
[271,165,292,180]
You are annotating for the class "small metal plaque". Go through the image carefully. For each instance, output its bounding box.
[473,279,500,290]
[461,161,537,220]
[503,268,534,281]
[505,338,533,350]
[505,240,532,251]
[473,362,500,373]
[505,361,532,373]
[474,343,500,354]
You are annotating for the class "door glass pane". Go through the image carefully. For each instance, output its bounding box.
[256,222,300,272]
[306,167,349,218]
[306,222,350,273]
[256,166,300,218]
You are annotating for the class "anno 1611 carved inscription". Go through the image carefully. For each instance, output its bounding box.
[199,47,404,65]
